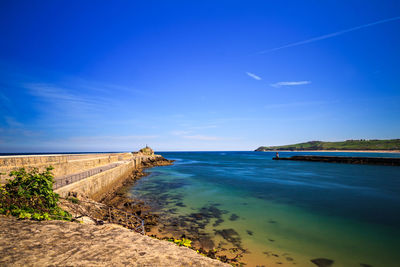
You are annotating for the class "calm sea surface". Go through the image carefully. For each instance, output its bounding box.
[128,151,400,267]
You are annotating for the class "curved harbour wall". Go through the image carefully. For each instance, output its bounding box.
[54,155,164,201]
[0,153,133,184]
[0,152,166,201]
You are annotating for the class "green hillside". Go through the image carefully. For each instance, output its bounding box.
[255,139,400,151]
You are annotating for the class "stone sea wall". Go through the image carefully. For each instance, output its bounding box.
[0,153,133,184]
[0,152,165,201]
[55,155,164,201]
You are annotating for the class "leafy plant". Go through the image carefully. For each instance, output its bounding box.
[0,167,71,221]
[174,238,192,247]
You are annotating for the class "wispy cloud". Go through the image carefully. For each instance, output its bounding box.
[260,16,400,53]
[68,135,159,143]
[265,100,334,109]
[19,135,160,152]
[270,81,311,88]
[25,83,104,107]
[190,125,217,130]
[4,116,23,128]
[246,72,262,80]
[170,130,192,136]
[183,135,219,141]
[23,82,119,121]
[0,91,11,107]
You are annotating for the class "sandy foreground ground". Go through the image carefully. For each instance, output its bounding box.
[0,215,229,267]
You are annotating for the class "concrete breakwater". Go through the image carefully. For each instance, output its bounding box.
[273,155,400,166]
[56,155,173,201]
[0,152,170,201]
[0,152,133,184]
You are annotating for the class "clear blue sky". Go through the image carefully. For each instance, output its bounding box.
[0,1,399,152]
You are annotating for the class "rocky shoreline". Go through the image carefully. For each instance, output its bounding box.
[96,156,248,265]
[99,156,174,232]
[58,155,245,264]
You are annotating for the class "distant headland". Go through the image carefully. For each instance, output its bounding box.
[255,139,400,152]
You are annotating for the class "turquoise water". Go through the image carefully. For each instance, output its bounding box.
[128,152,400,267]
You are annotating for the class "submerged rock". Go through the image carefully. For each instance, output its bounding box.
[214,228,242,248]
[229,213,239,221]
[213,218,224,227]
[311,258,334,267]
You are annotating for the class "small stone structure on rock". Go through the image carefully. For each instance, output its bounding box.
[134,146,155,156]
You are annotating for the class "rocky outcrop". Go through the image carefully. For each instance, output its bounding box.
[0,215,229,266]
[133,146,155,156]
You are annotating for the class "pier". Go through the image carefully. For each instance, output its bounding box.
[273,155,400,166]
[0,151,167,200]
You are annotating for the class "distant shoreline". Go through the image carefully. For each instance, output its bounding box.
[258,150,400,153]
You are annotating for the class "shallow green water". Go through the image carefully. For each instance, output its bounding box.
[128,151,400,266]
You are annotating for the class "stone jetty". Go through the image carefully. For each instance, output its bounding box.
[273,155,400,166]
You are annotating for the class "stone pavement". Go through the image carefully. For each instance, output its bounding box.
[0,216,229,267]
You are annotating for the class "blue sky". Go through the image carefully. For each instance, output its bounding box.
[0,1,399,152]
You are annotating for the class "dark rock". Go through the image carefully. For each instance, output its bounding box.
[311,258,334,267]
[212,218,224,227]
[246,230,253,236]
[193,213,203,219]
[176,202,186,207]
[229,214,239,221]
[214,228,242,247]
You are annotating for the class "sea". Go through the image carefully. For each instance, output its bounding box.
[126,151,400,267]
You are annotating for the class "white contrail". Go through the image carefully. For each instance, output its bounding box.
[259,16,400,54]
[270,81,311,88]
[246,72,262,80]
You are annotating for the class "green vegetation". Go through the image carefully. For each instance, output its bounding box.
[173,238,192,247]
[0,167,71,221]
[255,139,400,151]
[166,237,192,248]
